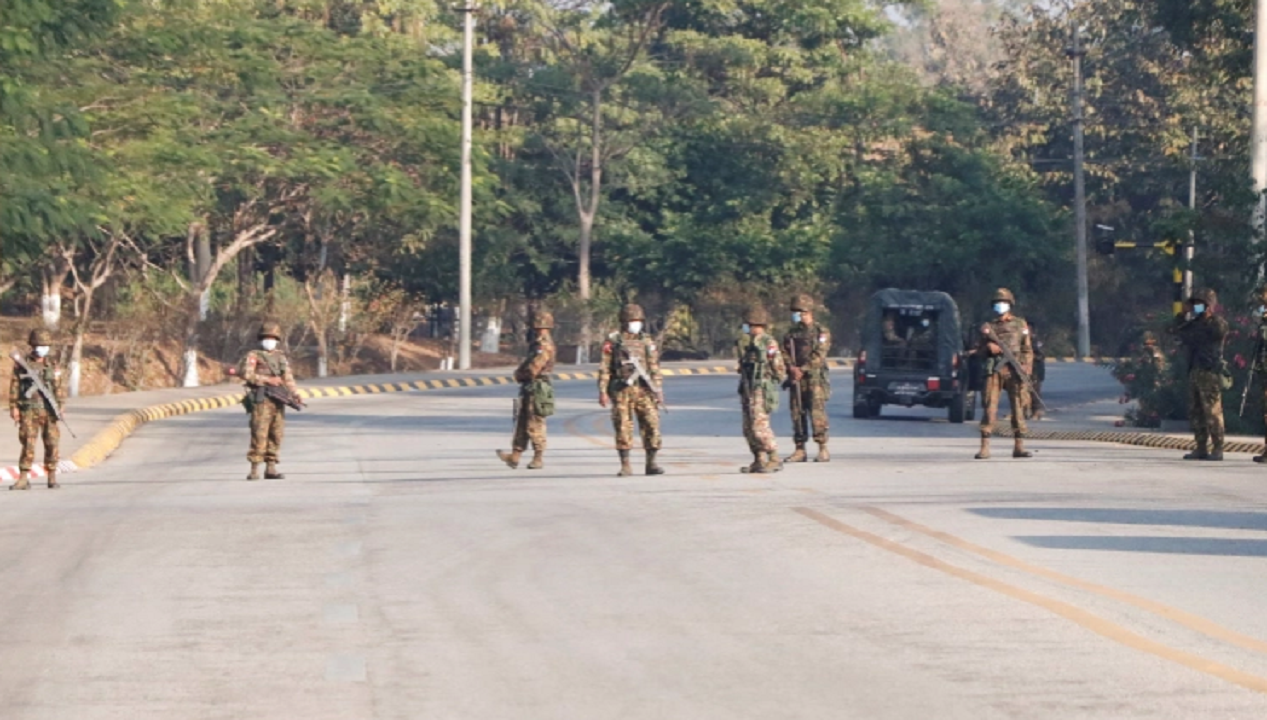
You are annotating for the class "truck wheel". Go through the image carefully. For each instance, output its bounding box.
[853,401,870,419]
[949,392,966,424]
[965,392,977,421]
[868,399,883,418]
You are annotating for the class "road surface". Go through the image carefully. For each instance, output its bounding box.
[4,363,1267,719]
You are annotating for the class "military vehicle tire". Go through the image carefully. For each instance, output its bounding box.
[853,401,870,419]
[949,392,966,424]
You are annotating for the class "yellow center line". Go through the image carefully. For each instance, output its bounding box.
[794,507,1267,695]
[859,506,1267,656]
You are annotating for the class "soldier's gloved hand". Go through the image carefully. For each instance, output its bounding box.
[987,342,1002,356]
[789,367,804,382]
[599,393,609,408]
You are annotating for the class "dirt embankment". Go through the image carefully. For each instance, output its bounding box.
[0,319,518,396]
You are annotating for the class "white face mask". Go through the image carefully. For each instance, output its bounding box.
[993,302,1010,315]
[34,346,49,358]
[791,312,803,324]
[921,319,930,328]
[261,338,279,351]
[1192,304,1206,316]
[741,323,750,334]
[1258,305,1266,316]
[628,321,643,334]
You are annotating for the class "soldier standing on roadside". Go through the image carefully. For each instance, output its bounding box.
[1253,288,1267,464]
[498,309,556,470]
[781,294,832,463]
[1024,321,1046,420]
[973,288,1034,460]
[1170,288,1229,461]
[9,329,65,490]
[598,304,665,477]
[739,307,787,474]
[241,321,303,480]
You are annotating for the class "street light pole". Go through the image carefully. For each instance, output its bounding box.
[1254,0,1267,254]
[458,2,474,371]
[1069,24,1091,360]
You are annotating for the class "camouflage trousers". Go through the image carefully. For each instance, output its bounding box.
[1189,369,1225,451]
[788,382,829,445]
[980,372,1027,438]
[512,389,547,453]
[247,400,286,463]
[742,387,778,455]
[611,386,661,451]
[18,408,59,472]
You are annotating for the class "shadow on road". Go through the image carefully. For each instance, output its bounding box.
[1015,535,1267,557]
[971,507,1267,532]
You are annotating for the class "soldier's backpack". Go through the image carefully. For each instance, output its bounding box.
[530,378,555,417]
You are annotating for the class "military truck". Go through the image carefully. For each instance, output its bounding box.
[852,289,975,423]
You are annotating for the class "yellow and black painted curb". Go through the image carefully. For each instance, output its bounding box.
[990,428,1264,455]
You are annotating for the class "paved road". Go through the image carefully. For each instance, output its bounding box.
[5,364,1267,719]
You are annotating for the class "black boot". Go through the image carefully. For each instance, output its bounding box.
[1183,443,1209,461]
[645,449,664,476]
[616,450,633,477]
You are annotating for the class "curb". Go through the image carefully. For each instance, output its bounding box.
[990,428,1264,455]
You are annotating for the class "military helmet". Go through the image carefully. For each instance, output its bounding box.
[531,309,554,330]
[991,287,1016,304]
[28,329,52,346]
[1189,288,1218,307]
[745,306,771,326]
[258,321,283,340]
[619,303,645,323]
[790,293,815,312]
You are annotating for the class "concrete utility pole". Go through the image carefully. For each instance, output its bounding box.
[1255,0,1267,249]
[1185,127,1198,302]
[1069,24,1091,360]
[458,2,475,371]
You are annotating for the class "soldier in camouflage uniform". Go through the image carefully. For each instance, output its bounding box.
[1024,321,1046,420]
[598,304,665,477]
[738,307,787,474]
[781,294,832,463]
[1171,288,1228,461]
[498,309,556,470]
[1253,288,1267,463]
[973,288,1034,460]
[241,321,303,480]
[9,329,65,490]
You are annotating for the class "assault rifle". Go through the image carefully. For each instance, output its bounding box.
[253,383,305,411]
[11,352,76,438]
[982,326,1047,412]
[623,350,666,411]
[1242,334,1264,417]
[782,338,801,391]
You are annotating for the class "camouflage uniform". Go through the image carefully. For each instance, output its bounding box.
[9,329,65,490]
[1171,288,1228,460]
[781,294,832,462]
[599,304,664,476]
[242,322,301,479]
[739,307,787,473]
[499,310,556,470]
[1255,292,1267,463]
[973,288,1034,459]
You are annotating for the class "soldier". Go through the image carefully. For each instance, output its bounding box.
[973,288,1034,460]
[498,309,556,470]
[1254,289,1267,464]
[8,329,65,490]
[906,313,936,368]
[738,307,787,473]
[598,304,665,477]
[781,294,832,463]
[241,321,304,480]
[1170,288,1229,461]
